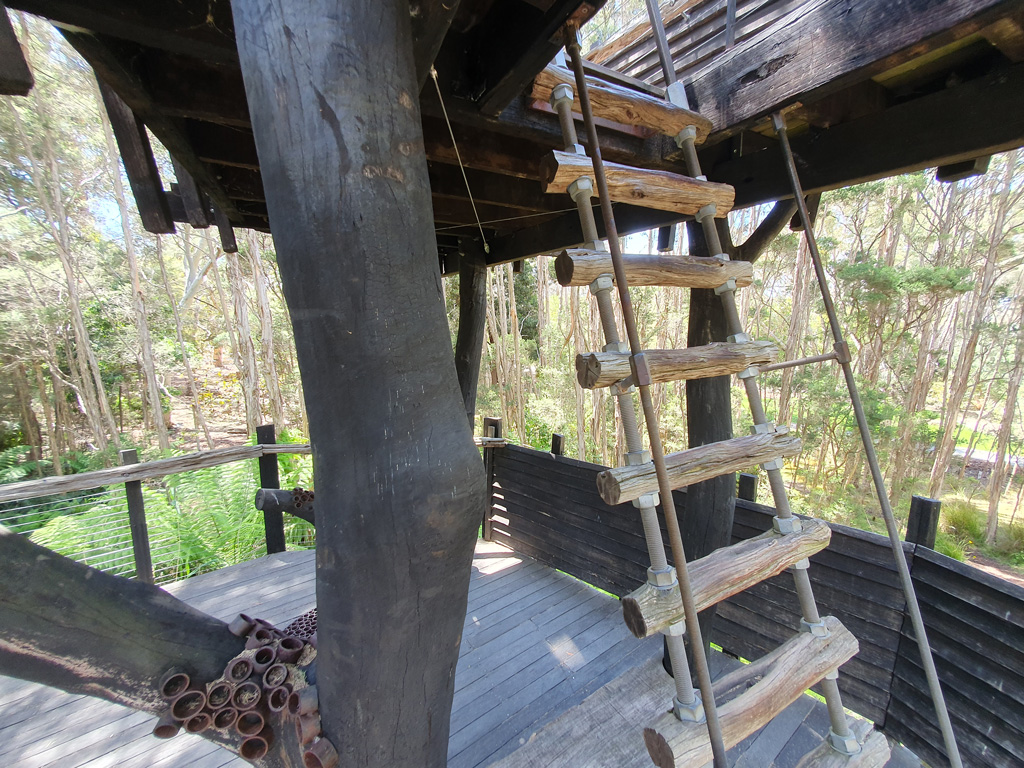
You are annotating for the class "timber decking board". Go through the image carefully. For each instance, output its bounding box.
[0,541,658,768]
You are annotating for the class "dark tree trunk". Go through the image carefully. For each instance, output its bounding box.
[682,219,736,665]
[454,245,488,426]
[231,1,487,766]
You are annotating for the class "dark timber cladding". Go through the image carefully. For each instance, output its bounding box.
[230,2,485,768]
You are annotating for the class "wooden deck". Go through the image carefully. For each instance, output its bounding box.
[0,540,921,768]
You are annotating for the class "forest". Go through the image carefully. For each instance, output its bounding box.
[1,13,1023,583]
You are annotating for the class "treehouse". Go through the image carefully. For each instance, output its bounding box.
[1,1,1023,767]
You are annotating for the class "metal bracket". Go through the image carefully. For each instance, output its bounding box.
[610,378,634,396]
[567,176,594,203]
[589,274,613,295]
[834,340,852,364]
[772,515,802,534]
[631,352,652,387]
[667,82,690,110]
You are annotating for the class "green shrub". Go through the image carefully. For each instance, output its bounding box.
[934,531,966,561]
[941,498,985,546]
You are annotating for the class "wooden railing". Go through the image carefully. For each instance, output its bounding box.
[485,441,1024,768]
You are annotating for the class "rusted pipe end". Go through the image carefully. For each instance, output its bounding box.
[213,707,238,730]
[207,680,234,710]
[236,710,265,737]
[263,662,288,689]
[184,712,212,734]
[288,685,319,717]
[227,613,256,637]
[152,712,180,739]
[296,712,321,745]
[232,681,262,711]
[303,737,340,768]
[226,657,253,683]
[170,689,206,721]
[239,735,269,761]
[252,644,278,673]
[267,685,291,712]
[159,669,190,700]
[277,636,304,664]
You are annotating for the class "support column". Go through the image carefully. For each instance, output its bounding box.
[454,244,488,427]
[231,2,487,765]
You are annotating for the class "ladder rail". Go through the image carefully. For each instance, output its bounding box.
[564,29,730,768]
[773,111,965,768]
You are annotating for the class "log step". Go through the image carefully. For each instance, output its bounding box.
[644,616,859,768]
[597,431,802,506]
[531,66,713,142]
[621,518,831,639]
[576,341,777,390]
[794,717,891,768]
[541,150,735,217]
[555,248,753,289]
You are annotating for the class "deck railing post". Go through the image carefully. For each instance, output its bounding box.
[482,417,502,541]
[737,472,758,502]
[120,449,154,584]
[256,424,287,554]
[550,433,564,456]
[905,495,941,550]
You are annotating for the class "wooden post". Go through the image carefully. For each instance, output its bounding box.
[119,449,153,585]
[256,424,286,554]
[482,417,503,541]
[231,0,487,763]
[737,473,759,502]
[454,245,488,427]
[550,432,565,456]
[906,495,941,549]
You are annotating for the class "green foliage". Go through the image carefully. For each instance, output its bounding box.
[934,531,966,561]
[941,499,986,546]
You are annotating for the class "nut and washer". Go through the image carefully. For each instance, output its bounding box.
[696,203,717,223]
[789,558,810,571]
[773,516,802,534]
[714,278,737,296]
[800,618,829,637]
[632,491,660,509]
[737,366,759,380]
[751,422,776,435]
[728,332,752,344]
[550,82,573,107]
[828,728,861,756]
[625,449,651,466]
[647,566,677,588]
[665,620,686,637]
[567,177,594,202]
[603,341,628,353]
[673,694,706,723]
[589,274,613,294]
[762,458,784,471]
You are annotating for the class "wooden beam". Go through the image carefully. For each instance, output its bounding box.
[63,31,241,222]
[411,0,463,89]
[713,61,1024,208]
[97,79,175,234]
[541,150,734,216]
[474,0,606,116]
[556,248,753,288]
[454,245,488,425]
[0,1,32,95]
[576,341,777,389]
[142,50,251,127]
[690,0,1021,140]
[230,1,487,766]
[427,161,563,212]
[170,157,211,227]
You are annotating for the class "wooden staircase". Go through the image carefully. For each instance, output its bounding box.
[531,31,892,768]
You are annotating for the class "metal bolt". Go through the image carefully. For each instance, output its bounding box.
[828,727,861,756]
[665,620,686,637]
[603,341,628,353]
[589,274,613,294]
[773,516,802,535]
[761,458,784,471]
[567,177,594,202]
[728,332,751,344]
[647,566,677,588]
[550,82,573,108]
[633,491,660,509]
[673,693,706,723]
[696,203,717,222]
[625,449,651,466]
[737,366,759,380]
[801,618,829,637]
[714,278,737,296]
[751,422,776,435]
[789,558,810,571]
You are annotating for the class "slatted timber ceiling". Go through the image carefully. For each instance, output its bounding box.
[6,0,1024,261]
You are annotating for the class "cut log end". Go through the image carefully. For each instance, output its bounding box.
[644,727,674,768]
[576,353,607,389]
[622,596,647,638]
[554,250,575,286]
[595,469,622,506]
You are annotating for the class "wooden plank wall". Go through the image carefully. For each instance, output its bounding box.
[886,547,1024,768]
[488,443,1024,766]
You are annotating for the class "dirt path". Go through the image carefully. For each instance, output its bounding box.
[965,552,1024,589]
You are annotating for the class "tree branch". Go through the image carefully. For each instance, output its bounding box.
[734,200,799,263]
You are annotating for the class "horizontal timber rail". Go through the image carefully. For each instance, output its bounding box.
[486,441,1024,767]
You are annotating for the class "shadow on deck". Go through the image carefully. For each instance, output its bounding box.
[0,541,920,767]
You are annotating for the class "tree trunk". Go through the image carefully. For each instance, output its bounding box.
[97,81,170,450]
[986,290,1024,543]
[231,2,487,766]
[454,247,487,427]
[224,248,263,436]
[157,238,214,450]
[14,362,42,465]
[33,362,62,475]
[778,239,811,425]
[246,232,287,430]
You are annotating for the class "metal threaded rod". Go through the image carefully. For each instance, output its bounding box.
[686,138,852,743]
[773,111,964,768]
[565,32,728,767]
